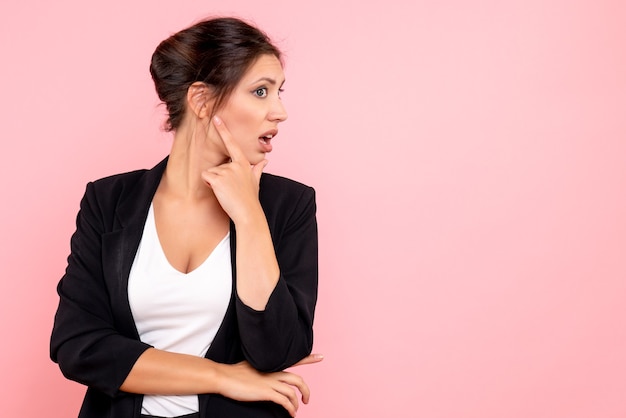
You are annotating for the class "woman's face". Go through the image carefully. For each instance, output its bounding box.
[212,54,288,164]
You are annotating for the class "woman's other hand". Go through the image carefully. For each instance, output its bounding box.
[214,361,312,417]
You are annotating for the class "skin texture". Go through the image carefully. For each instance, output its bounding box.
[119,55,322,417]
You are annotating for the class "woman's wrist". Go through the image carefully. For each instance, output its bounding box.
[231,201,266,228]
[207,361,229,396]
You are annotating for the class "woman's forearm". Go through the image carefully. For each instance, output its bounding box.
[234,204,281,311]
[119,347,220,395]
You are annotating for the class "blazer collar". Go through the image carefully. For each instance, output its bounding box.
[116,157,168,228]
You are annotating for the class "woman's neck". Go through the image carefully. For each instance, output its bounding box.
[160,123,225,202]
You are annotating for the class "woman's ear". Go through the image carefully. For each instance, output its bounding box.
[187,82,214,119]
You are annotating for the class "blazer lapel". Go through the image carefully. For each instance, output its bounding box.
[101,158,168,337]
[204,220,241,362]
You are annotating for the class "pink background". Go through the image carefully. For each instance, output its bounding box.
[1,1,625,417]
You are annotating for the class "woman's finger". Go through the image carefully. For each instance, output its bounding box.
[291,354,324,367]
[252,159,268,182]
[275,371,310,404]
[268,390,297,417]
[213,115,247,163]
[272,383,299,413]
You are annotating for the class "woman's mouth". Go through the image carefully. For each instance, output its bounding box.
[259,134,274,152]
[259,130,277,152]
[259,134,273,145]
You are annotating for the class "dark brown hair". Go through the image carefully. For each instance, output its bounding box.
[150,17,282,131]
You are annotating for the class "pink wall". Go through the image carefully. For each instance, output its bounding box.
[1,1,625,416]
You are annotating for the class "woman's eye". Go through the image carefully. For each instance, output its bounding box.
[254,87,268,97]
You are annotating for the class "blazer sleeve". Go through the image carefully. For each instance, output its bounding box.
[50,182,151,398]
[235,184,318,372]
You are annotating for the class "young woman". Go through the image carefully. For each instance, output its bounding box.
[50,17,321,418]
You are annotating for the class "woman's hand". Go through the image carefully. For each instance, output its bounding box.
[214,361,312,417]
[201,115,266,225]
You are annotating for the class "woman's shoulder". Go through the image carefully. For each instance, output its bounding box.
[87,158,167,199]
[259,173,315,203]
[84,169,150,205]
[259,173,316,220]
[90,168,150,189]
[260,172,314,193]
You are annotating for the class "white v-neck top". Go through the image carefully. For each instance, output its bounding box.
[128,204,232,417]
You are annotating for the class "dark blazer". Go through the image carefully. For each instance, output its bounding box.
[50,157,318,418]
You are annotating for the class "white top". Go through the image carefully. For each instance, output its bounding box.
[128,204,232,417]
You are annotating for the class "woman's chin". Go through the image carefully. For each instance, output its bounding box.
[247,154,267,166]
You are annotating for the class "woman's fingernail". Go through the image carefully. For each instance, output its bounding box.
[213,115,222,125]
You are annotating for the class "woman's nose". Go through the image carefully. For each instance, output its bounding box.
[269,99,288,122]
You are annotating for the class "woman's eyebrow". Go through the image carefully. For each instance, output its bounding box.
[250,77,286,86]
